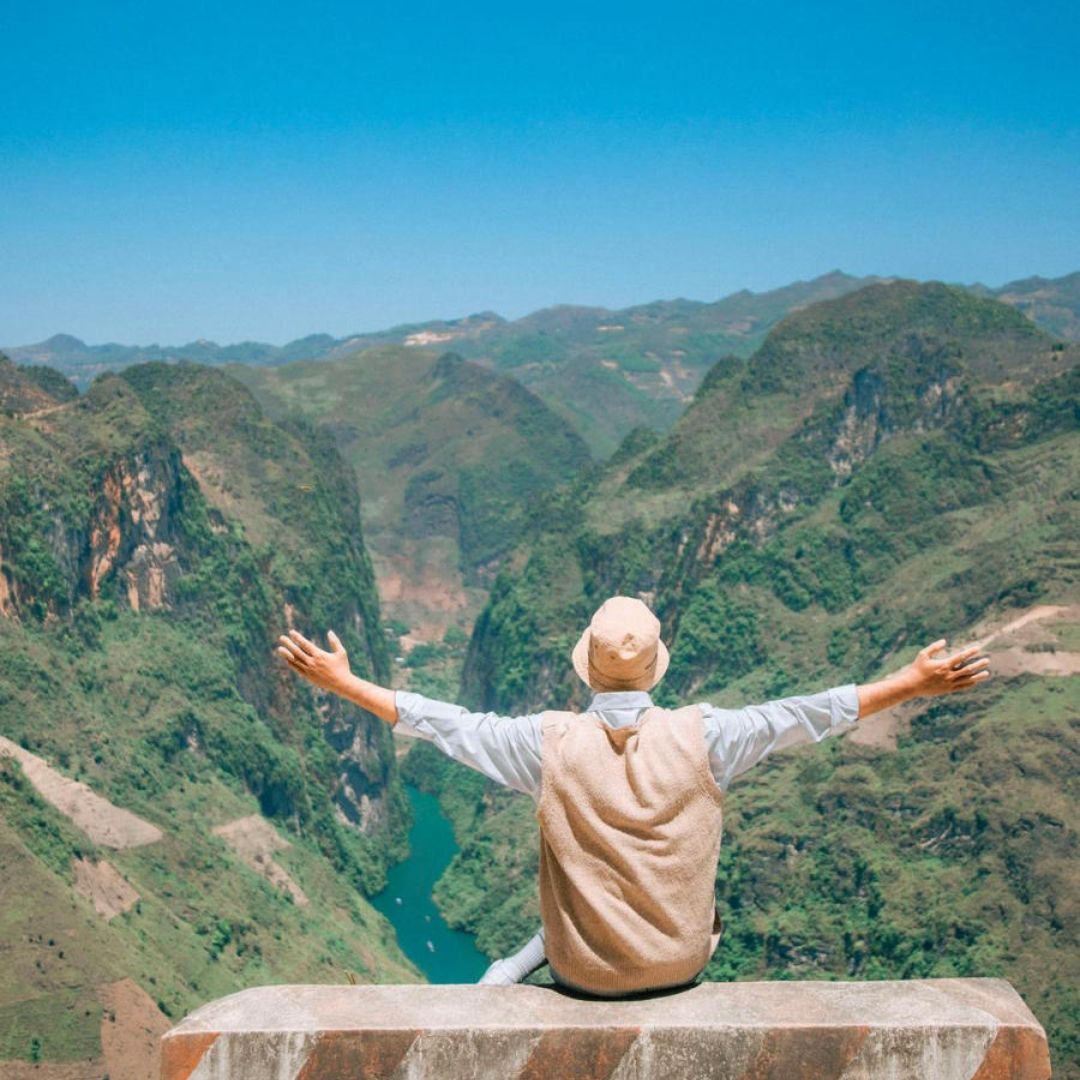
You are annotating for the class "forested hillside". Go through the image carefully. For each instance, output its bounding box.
[228,347,591,642]
[0,357,418,1076]
[408,282,1080,1073]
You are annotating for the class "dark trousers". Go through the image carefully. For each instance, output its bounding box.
[549,963,705,999]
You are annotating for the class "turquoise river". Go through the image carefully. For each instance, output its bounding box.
[372,784,490,983]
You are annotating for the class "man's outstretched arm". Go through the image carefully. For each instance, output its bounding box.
[274,627,542,796]
[705,638,991,789]
[275,628,398,723]
[856,638,990,717]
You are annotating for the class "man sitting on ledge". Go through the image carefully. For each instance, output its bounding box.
[276,595,991,998]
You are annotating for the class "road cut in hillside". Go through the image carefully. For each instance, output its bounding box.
[211,815,308,906]
[849,603,1080,751]
[0,737,163,848]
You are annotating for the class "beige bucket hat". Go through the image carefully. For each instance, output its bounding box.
[571,595,670,692]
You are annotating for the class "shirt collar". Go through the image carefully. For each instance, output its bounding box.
[585,690,655,712]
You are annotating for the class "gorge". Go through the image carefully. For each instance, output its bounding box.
[1,273,1078,1077]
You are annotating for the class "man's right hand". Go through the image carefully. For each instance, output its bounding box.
[901,639,992,698]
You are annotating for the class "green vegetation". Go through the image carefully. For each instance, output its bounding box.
[422,282,1080,1073]
[4,276,1078,1069]
[228,347,590,588]
[0,361,419,1065]
[399,625,473,700]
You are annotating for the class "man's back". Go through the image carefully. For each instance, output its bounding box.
[537,704,724,995]
[275,593,993,993]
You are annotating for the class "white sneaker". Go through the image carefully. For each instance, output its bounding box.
[478,958,519,986]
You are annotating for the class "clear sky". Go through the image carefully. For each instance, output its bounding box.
[2,0,1078,345]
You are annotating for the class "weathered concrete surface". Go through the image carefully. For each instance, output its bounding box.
[160,978,1051,1080]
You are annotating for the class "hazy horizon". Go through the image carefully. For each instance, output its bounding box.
[8,266,1078,351]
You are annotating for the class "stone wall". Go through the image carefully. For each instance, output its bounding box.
[160,978,1051,1079]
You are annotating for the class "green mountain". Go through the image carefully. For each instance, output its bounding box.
[3,275,1078,1071]
[440,271,888,455]
[412,282,1080,1073]
[7,275,880,455]
[10,270,1079,459]
[225,347,592,646]
[0,358,420,1076]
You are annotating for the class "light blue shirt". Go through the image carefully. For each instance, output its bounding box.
[393,684,860,799]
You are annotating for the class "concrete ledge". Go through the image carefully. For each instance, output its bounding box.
[160,978,1051,1079]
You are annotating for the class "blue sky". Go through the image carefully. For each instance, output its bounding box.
[2,0,1078,344]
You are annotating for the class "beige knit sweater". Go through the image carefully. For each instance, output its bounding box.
[537,704,725,995]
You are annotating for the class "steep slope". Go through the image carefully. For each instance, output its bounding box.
[227,347,591,643]
[464,281,1074,710]
[0,352,79,414]
[443,271,886,454]
[0,363,418,1075]
[578,277,1059,531]
[420,282,1080,1072]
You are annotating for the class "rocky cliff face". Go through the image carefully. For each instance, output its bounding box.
[0,361,403,857]
[1,387,179,620]
[88,446,185,610]
[0,360,418,1076]
[122,361,399,838]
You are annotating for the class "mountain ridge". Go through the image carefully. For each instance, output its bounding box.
[11,269,1078,460]
[11,269,1076,368]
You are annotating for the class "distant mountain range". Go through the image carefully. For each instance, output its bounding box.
[9,270,1078,456]
[969,271,1080,342]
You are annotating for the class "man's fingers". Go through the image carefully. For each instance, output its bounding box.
[946,644,981,667]
[277,637,309,664]
[277,635,301,657]
[328,630,344,654]
[289,629,317,655]
[946,653,989,679]
[921,638,947,658]
[277,648,312,678]
[951,670,991,691]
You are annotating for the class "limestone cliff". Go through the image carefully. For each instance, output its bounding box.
[0,361,417,1074]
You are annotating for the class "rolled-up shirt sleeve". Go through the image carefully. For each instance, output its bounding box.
[394,690,544,798]
[701,683,860,791]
